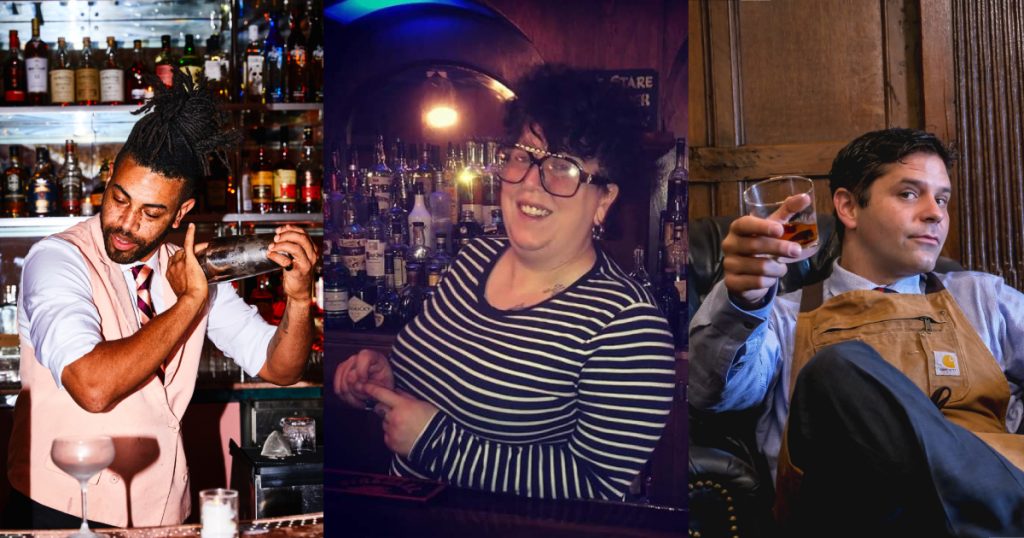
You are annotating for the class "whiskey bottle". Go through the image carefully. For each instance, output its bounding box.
[286,6,309,103]
[408,222,432,266]
[324,254,350,331]
[459,141,484,223]
[75,37,100,105]
[364,194,386,280]
[4,30,27,105]
[28,147,57,216]
[263,14,285,104]
[251,129,274,214]
[154,35,175,87]
[243,25,264,103]
[99,37,125,105]
[482,141,501,231]
[374,251,402,332]
[3,146,26,217]
[296,126,321,213]
[24,19,48,105]
[451,209,483,253]
[59,140,84,216]
[366,135,393,211]
[49,37,75,105]
[273,126,297,213]
[386,182,409,246]
[339,205,367,276]
[127,40,149,104]
[387,231,408,289]
[178,34,203,86]
[347,267,376,331]
[203,35,230,101]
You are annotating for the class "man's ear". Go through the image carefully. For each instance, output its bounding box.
[833,188,859,232]
[172,198,196,228]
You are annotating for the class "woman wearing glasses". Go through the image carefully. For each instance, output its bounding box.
[334,65,676,500]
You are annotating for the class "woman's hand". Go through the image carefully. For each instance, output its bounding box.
[364,383,439,458]
[333,349,394,409]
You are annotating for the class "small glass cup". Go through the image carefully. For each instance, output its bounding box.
[743,175,820,263]
[200,488,238,538]
[280,416,316,454]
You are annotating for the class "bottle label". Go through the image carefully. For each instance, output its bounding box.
[273,169,297,202]
[393,256,407,289]
[5,173,20,194]
[324,289,348,313]
[156,64,174,86]
[90,191,104,207]
[428,272,441,287]
[131,86,148,101]
[50,69,74,103]
[348,296,373,323]
[4,89,25,102]
[31,181,54,215]
[26,57,48,93]
[252,171,274,203]
[301,185,321,202]
[75,68,100,102]
[374,311,385,328]
[204,59,223,81]
[99,69,125,102]
[246,56,264,96]
[339,238,367,273]
[366,240,385,278]
[180,65,203,86]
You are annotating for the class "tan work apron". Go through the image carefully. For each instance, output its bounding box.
[774,273,1024,521]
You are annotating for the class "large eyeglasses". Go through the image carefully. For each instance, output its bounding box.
[495,143,613,197]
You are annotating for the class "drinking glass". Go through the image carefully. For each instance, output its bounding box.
[50,436,116,538]
[743,175,820,262]
[280,416,316,454]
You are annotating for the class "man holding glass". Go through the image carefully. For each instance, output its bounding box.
[689,128,1024,536]
[3,71,317,530]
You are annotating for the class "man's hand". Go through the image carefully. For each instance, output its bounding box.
[365,383,438,458]
[268,225,317,303]
[333,349,394,409]
[722,193,812,308]
[167,223,209,307]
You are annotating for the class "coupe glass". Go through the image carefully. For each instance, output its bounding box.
[51,436,116,538]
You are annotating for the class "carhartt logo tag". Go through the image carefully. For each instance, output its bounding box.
[934,351,961,376]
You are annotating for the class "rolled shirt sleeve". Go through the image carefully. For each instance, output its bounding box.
[204,282,276,378]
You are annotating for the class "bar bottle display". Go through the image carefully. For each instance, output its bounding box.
[50,38,75,105]
[178,34,203,84]
[28,148,57,216]
[296,126,321,214]
[127,40,149,104]
[99,37,125,105]
[244,25,264,103]
[4,30,26,105]
[75,37,100,105]
[59,140,84,216]
[3,146,27,217]
[273,127,297,213]
[24,19,48,105]
[154,35,175,87]
[251,130,274,214]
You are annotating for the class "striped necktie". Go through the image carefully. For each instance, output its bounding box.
[873,286,898,294]
[131,264,155,325]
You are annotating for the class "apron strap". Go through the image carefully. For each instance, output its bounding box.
[799,280,825,313]
[923,272,946,294]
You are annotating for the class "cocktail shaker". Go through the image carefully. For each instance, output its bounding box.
[196,234,287,283]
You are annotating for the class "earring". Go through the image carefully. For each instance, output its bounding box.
[592,222,606,241]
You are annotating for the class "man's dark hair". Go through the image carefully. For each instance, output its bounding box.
[503,64,654,194]
[113,69,240,203]
[829,128,956,241]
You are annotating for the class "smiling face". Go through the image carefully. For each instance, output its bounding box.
[500,125,619,263]
[835,152,951,284]
[100,156,195,264]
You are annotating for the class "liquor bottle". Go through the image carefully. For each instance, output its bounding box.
[347,267,376,331]
[366,135,393,211]
[443,142,461,224]
[251,129,274,214]
[463,141,486,223]
[386,182,409,246]
[99,37,125,105]
[399,264,426,323]
[203,35,230,100]
[286,6,309,103]
[273,126,297,213]
[408,182,433,247]
[263,14,286,104]
[431,234,453,274]
[628,246,654,294]
[244,25,264,103]
[482,141,501,231]
[89,159,111,210]
[339,205,367,276]
[451,209,483,253]
[374,251,402,332]
[410,145,434,195]
[74,37,100,105]
[127,40,149,104]
[408,222,432,266]
[387,231,408,289]
[307,0,324,103]
[178,34,203,85]
[59,140,84,216]
[429,169,453,243]
[424,260,442,300]
[3,146,26,217]
[656,266,686,350]
[364,194,386,280]
[4,30,27,105]
[486,208,507,239]
[49,37,75,106]
[28,147,57,216]
[344,147,365,224]
[24,19,48,105]
[323,254,350,331]
[154,35,175,87]
[296,126,321,213]
[661,138,688,254]
[202,153,230,213]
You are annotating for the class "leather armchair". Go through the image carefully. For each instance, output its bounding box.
[686,213,963,538]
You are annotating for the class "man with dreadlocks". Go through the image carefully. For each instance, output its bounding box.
[4,70,317,529]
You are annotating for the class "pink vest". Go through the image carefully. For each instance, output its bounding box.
[8,216,209,527]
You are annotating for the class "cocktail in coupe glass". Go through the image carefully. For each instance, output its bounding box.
[50,436,116,538]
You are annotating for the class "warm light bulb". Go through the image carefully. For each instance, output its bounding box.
[424,106,458,129]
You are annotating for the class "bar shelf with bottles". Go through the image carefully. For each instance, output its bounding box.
[322,135,506,336]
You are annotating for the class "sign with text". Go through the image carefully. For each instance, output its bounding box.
[592,69,659,131]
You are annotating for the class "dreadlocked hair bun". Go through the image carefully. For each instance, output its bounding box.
[117,68,241,199]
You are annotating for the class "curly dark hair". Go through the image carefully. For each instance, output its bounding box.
[830,128,956,241]
[113,68,240,203]
[503,64,654,195]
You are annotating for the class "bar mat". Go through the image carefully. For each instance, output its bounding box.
[325,469,445,502]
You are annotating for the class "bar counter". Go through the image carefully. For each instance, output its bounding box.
[325,471,686,538]
[1,514,323,538]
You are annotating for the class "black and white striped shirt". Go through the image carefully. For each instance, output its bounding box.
[389,238,676,500]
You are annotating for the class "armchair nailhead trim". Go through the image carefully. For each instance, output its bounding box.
[688,479,741,537]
